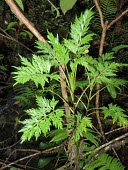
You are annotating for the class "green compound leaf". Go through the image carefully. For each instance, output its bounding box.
[101,103,128,127]
[86,153,125,170]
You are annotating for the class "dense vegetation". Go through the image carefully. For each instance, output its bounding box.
[0,0,128,169]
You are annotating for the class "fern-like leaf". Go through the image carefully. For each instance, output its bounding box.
[13,55,59,88]
[86,153,125,170]
[91,0,117,34]
[64,9,94,55]
[101,103,128,126]
[99,0,117,21]
[72,113,92,142]
[47,32,69,64]
[19,96,64,143]
[35,41,59,66]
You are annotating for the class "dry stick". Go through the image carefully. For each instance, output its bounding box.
[94,0,104,28]
[5,0,46,43]
[94,0,128,141]
[105,127,126,136]
[59,64,70,124]
[83,137,128,169]
[94,0,107,140]
[0,32,34,53]
[77,133,128,170]
[0,159,39,170]
[0,140,20,151]
[3,132,126,170]
[96,20,108,140]
[56,132,128,170]
[107,8,128,29]
[2,141,67,169]
[0,25,33,50]
[1,153,40,169]
[93,0,128,166]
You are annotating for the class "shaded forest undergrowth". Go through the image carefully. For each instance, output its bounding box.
[0,69,128,170]
[0,0,128,170]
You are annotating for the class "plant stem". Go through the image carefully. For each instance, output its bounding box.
[59,64,70,124]
[94,0,108,140]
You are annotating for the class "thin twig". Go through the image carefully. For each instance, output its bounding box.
[0,32,34,53]
[83,136,128,169]
[0,140,20,151]
[107,8,128,29]
[93,1,128,141]
[1,153,40,169]
[56,133,128,170]
[94,0,107,140]
[0,26,34,53]
[59,64,70,124]
[99,21,108,56]
[5,0,46,43]
[75,85,90,109]
[105,127,127,136]
[0,159,39,170]
[83,132,128,158]
[94,0,104,28]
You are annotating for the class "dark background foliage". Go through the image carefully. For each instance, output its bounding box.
[0,0,128,169]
